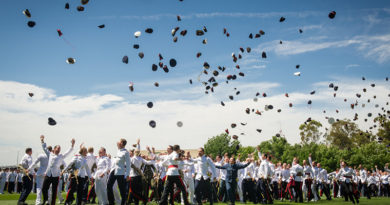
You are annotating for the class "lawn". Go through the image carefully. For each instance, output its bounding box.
[1,193,389,205]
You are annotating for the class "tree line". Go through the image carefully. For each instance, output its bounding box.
[204,115,390,171]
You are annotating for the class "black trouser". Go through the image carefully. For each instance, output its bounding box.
[18,175,33,203]
[17,182,23,193]
[242,178,255,203]
[256,178,272,204]
[195,177,212,205]
[142,177,152,204]
[342,182,358,204]
[211,181,218,202]
[42,176,59,205]
[129,176,145,205]
[280,181,287,200]
[218,180,227,202]
[159,175,188,205]
[65,176,87,205]
[107,172,128,205]
[8,181,15,193]
[272,181,279,200]
[293,181,303,203]
[87,179,96,203]
[320,182,331,200]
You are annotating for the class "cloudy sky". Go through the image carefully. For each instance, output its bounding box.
[0,0,389,165]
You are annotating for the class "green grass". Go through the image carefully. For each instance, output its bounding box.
[0,193,389,205]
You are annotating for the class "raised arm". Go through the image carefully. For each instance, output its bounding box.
[40,135,50,157]
[215,164,227,169]
[63,138,75,159]
[236,162,251,170]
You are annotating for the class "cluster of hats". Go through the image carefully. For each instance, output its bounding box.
[23,2,389,143]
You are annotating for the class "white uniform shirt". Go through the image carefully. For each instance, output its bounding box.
[381,175,389,185]
[359,169,367,183]
[43,143,74,177]
[367,175,376,186]
[183,160,195,179]
[162,151,180,176]
[20,154,33,176]
[303,165,314,179]
[336,167,355,183]
[110,148,131,178]
[273,166,282,183]
[64,155,92,178]
[257,160,269,179]
[130,156,153,177]
[242,163,255,179]
[192,155,217,180]
[86,153,97,172]
[94,156,110,179]
[281,168,290,182]
[29,153,48,176]
[291,164,304,182]
[215,161,227,181]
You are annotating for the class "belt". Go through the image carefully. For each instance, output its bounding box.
[305,173,310,175]
[168,165,178,169]
[344,176,352,179]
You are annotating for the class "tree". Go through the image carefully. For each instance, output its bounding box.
[257,136,291,163]
[326,119,369,150]
[299,120,323,145]
[204,133,240,159]
[375,115,390,144]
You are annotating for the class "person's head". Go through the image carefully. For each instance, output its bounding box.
[312,160,316,167]
[224,157,229,163]
[185,151,191,159]
[293,157,299,165]
[107,154,111,159]
[47,146,52,152]
[216,155,222,162]
[358,164,362,169]
[25,148,32,156]
[173,145,180,152]
[229,157,236,165]
[98,147,106,157]
[303,160,307,166]
[79,147,88,156]
[341,161,346,168]
[167,145,173,154]
[88,147,94,154]
[117,138,127,149]
[16,169,20,173]
[262,153,267,160]
[283,163,287,169]
[317,163,321,168]
[198,147,205,156]
[53,145,61,155]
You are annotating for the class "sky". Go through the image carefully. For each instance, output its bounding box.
[0,0,390,165]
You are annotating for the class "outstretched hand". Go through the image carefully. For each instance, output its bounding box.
[40,135,45,143]
[71,138,76,147]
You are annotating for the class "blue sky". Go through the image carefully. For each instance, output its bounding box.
[0,0,390,165]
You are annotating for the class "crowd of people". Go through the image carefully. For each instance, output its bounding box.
[1,136,390,205]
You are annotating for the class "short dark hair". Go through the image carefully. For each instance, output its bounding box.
[173,145,180,151]
[47,146,52,152]
[25,148,32,154]
[120,138,127,147]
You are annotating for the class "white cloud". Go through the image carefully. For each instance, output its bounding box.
[345,64,360,69]
[255,34,390,63]
[0,79,388,166]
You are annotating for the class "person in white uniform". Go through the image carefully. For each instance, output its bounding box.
[29,146,51,205]
[94,147,111,205]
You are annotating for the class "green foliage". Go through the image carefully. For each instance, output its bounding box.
[375,115,390,144]
[299,120,323,144]
[204,133,240,159]
[326,119,370,150]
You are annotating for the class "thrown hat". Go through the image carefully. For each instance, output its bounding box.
[66,57,76,64]
[279,17,286,22]
[98,24,105,29]
[145,28,153,33]
[169,59,177,67]
[27,21,36,28]
[77,6,85,12]
[177,121,183,127]
[149,120,156,128]
[147,102,153,108]
[122,56,129,64]
[48,117,57,126]
[134,31,141,38]
[328,11,336,19]
[23,9,31,18]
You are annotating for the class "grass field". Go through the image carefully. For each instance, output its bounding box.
[0,193,390,205]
